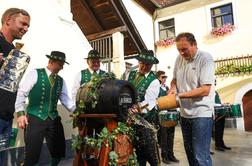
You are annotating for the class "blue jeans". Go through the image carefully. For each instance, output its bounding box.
[0,118,13,166]
[180,117,213,166]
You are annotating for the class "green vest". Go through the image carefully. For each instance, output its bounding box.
[128,70,156,102]
[26,68,63,120]
[80,69,106,84]
[158,86,168,97]
[215,91,221,104]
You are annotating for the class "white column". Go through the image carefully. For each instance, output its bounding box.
[112,32,125,78]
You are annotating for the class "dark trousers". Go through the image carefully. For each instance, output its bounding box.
[214,115,225,147]
[0,118,12,166]
[133,125,159,166]
[160,125,175,160]
[24,115,65,166]
[133,111,159,166]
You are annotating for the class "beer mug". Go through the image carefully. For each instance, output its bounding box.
[0,49,30,92]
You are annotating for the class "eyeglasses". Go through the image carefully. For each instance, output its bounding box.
[161,76,167,79]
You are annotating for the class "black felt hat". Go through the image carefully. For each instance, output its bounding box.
[46,51,69,64]
[85,50,102,59]
[136,49,159,64]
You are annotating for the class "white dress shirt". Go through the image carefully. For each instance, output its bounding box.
[71,68,101,103]
[15,67,75,113]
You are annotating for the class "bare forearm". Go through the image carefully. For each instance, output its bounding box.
[168,79,177,95]
[178,85,211,98]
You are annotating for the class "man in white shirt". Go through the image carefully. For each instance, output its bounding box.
[127,49,160,166]
[15,51,75,166]
[72,49,106,103]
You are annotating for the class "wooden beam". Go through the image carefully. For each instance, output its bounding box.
[86,26,127,41]
[134,0,158,15]
[80,0,103,31]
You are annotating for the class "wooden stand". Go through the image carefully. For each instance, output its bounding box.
[72,114,117,166]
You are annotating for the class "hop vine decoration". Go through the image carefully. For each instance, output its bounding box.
[108,151,119,166]
[71,134,84,150]
[211,23,235,37]
[87,72,116,109]
[155,38,175,47]
[72,72,116,128]
[71,122,138,165]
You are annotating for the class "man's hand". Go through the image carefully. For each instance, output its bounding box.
[0,52,4,62]
[128,105,139,114]
[168,79,177,95]
[128,103,149,114]
[17,115,28,129]
[168,88,176,95]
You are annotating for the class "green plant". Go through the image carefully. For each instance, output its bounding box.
[71,134,84,150]
[88,72,116,109]
[72,100,85,128]
[127,152,138,166]
[72,72,116,128]
[71,122,137,165]
[85,137,99,147]
[97,122,134,148]
[108,151,119,166]
[215,63,252,75]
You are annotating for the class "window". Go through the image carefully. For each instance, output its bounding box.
[158,18,175,40]
[211,3,234,28]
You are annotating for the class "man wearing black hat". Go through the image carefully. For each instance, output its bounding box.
[72,49,106,102]
[15,51,75,166]
[127,49,160,166]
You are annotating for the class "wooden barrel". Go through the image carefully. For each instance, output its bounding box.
[76,79,137,122]
[156,94,179,110]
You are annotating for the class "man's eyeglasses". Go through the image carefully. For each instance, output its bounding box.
[161,76,167,79]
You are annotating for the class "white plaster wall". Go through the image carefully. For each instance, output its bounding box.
[122,0,155,69]
[0,0,92,93]
[0,0,91,142]
[122,0,154,51]
[154,0,252,130]
[155,0,252,74]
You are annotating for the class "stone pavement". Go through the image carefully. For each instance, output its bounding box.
[59,127,252,166]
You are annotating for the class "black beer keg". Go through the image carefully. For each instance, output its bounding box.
[76,78,137,122]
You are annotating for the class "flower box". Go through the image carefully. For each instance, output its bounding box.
[211,23,235,37]
[155,38,175,47]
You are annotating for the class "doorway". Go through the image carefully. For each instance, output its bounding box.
[242,89,252,131]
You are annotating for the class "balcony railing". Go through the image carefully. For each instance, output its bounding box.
[215,54,252,75]
[90,36,113,72]
[87,26,127,73]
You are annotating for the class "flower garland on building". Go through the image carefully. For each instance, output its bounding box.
[155,38,175,47]
[211,23,235,37]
